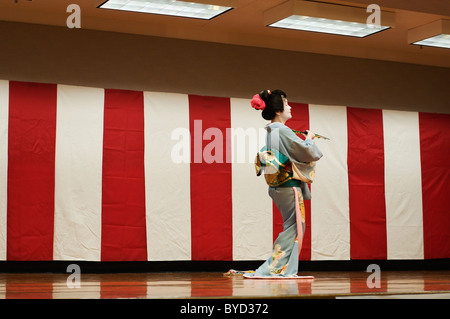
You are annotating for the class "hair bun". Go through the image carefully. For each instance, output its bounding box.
[250,93,266,110]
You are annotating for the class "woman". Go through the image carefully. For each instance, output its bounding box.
[245,89,323,278]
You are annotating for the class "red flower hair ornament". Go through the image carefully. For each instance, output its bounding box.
[251,90,271,111]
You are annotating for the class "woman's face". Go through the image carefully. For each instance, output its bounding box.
[279,97,292,122]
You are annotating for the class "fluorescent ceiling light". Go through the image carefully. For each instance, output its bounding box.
[98,0,235,20]
[408,19,450,49]
[270,16,389,37]
[413,35,450,49]
[264,0,395,38]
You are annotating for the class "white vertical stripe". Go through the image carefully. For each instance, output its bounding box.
[52,281,101,299]
[312,278,351,296]
[230,98,272,260]
[0,80,8,261]
[0,281,4,299]
[386,275,425,295]
[53,85,104,261]
[383,110,424,259]
[144,92,191,261]
[309,104,350,260]
[147,281,190,298]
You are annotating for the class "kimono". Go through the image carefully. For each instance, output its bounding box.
[245,122,323,278]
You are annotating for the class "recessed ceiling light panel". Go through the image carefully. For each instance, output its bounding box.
[98,0,234,20]
[409,19,450,49]
[413,34,450,49]
[270,15,389,38]
[264,0,395,38]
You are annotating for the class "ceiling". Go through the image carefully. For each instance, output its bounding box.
[1,0,449,68]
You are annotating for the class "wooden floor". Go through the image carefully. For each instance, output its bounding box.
[1,270,450,299]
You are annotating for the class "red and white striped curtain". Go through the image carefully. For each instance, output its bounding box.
[0,80,449,262]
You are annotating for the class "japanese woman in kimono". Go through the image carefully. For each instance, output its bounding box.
[244,89,323,278]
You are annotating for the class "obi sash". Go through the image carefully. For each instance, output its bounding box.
[255,146,316,187]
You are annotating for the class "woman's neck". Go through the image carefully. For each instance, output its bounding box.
[271,117,286,125]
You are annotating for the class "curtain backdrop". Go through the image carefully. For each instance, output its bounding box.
[0,80,449,261]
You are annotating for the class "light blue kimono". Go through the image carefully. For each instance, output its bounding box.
[247,122,323,278]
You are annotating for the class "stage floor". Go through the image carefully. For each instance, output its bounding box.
[1,270,450,299]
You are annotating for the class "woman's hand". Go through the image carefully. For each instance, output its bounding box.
[306,130,316,139]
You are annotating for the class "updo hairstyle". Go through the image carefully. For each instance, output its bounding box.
[260,89,287,121]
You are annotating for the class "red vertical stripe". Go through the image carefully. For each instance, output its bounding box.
[272,102,312,261]
[7,81,57,260]
[6,281,53,299]
[100,280,147,298]
[289,102,312,261]
[301,196,312,261]
[189,95,232,261]
[347,107,387,260]
[350,275,387,293]
[272,202,283,244]
[101,89,147,261]
[190,277,233,297]
[419,112,450,259]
